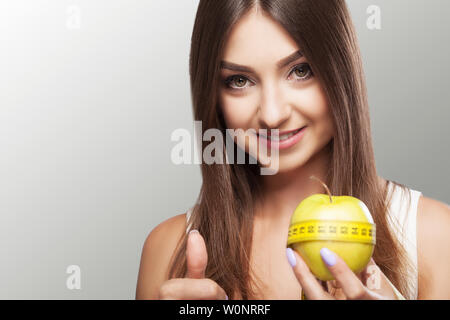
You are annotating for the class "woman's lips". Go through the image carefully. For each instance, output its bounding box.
[257,126,307,150]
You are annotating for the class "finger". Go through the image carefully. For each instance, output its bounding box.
[185,230,208,279]
[160,278,227,300]
[286,248,332,300]
[320,247,373,300]
[329,279,342,289]
[329,269,363,299]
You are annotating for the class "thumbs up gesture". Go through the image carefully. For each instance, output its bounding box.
[158,230,229,300]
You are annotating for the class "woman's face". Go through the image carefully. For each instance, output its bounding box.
[219,8,335,173]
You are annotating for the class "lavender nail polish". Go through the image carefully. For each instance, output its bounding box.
[286,247,297,267]
[320,247,336,266]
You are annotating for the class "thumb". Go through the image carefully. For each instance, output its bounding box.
[185,230,208,279]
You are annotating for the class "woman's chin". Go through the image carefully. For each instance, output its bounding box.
[256,152,308,175]
[275,158,306,174]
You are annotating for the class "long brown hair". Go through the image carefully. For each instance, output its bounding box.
[168,0,416,299]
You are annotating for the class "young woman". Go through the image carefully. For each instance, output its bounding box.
[136,0,450,300]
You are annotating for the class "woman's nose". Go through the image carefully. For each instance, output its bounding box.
[258,84,291,129]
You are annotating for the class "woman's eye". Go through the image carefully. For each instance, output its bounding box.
[223,64,313,91]
[289,63,314,81]
[224,75,252,90]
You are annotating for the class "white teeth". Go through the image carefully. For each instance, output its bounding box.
[260,128,301,141]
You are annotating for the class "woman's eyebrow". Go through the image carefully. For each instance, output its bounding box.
[220,50,303,73]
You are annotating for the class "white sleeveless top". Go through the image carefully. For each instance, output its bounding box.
[185,181,422,299]
[385,181,422,299]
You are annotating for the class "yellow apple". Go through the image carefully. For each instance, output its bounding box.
[287,176,376,281]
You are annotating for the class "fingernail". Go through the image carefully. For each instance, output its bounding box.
[225,294,229,300]
[286,247,297,267]
[320,247,336,266]
[189,229,199,234]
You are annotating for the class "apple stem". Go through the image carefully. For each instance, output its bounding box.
[309,175,332,203]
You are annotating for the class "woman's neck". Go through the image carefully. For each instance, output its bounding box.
[255,145,331,224]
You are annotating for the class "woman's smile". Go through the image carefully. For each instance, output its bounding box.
[256,126,307,150]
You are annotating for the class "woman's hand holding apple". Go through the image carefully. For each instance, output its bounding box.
[287,247,399,300]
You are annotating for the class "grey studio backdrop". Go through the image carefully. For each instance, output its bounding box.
[0,0,448,299]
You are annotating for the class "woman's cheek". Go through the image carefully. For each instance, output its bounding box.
[290,82,328,116]
[291,83,334,136]
[219,93,263,160]
[220,93,257,130]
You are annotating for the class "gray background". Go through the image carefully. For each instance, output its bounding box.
[0,0,448,299]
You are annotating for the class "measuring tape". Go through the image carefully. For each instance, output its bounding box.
[287,220,376,246]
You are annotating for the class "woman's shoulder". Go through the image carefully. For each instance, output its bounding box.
[382,178,450,298]
[416,194,450,249]
[148,213,188,240]
[416,194,449,249]
[417,195,449,223]
[142,213,188,256]
[416,194,450,298]
[136,213,188,299]
[383,178,449,239]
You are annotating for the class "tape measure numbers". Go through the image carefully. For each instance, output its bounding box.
[287,220,376,245]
